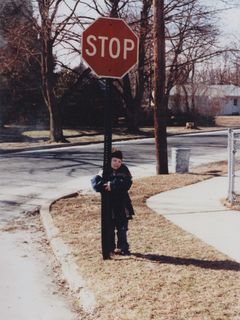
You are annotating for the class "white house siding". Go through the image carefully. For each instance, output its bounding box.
[169,85,240,117]
[221,98,240,115]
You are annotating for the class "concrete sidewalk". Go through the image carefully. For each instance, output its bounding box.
[147,174,240,263]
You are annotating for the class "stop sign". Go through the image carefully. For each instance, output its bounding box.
[82,17,139,79]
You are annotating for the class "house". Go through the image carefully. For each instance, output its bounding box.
[169,84,240,116]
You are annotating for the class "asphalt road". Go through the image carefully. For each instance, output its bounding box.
[0,130,230,224]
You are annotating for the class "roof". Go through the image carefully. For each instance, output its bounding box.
[170,84,240,98]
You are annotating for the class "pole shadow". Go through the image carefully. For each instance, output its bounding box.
[131,253,240,271]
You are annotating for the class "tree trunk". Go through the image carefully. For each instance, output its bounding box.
[110,0,120,17]
[182,85,190,113]
[39,3,64,143]
[109,0,139,132]
[190,63,196,124]
[123,0,151,133]
[48,100,64,142]
[153,0,168,174]
[123,75,139,132]
[41,35,64,142]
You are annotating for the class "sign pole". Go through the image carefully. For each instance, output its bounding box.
[81,17,139,260]
[101,78,113,259]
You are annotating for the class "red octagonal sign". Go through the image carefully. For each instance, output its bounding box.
[82,17,139,79]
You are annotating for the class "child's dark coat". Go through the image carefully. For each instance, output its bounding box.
[91,163,134,252]
[91,163,134,220]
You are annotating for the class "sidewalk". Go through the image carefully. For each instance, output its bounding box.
[147,174,240,262]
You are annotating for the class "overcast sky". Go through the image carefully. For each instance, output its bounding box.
[84,0,240,42]
[219,6,240,40]
[54,0,240,67]
[200,0,240,43]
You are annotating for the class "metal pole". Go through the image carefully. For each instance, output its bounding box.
[228,129,234,203]
[232,130,236,203]
[228,129,232,202]
[101,78,113,259]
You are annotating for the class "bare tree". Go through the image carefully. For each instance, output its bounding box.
[122,0,152,132]
[164,0,240,122]
[198,44,240,86]
[89,1,221,132]
[0,1,42,126]
[0,0,92,142]
[35,0,89,142]
[82,0,152,133]
[0,1,37,78]
[164,0,220,105]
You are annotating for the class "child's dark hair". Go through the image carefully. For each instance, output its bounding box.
[111,148,123,160]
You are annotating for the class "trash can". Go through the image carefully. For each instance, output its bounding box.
[171,148,191,173]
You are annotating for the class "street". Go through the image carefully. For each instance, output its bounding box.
[0,130,229,224]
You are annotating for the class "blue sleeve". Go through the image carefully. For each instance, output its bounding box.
[91,175,104,192]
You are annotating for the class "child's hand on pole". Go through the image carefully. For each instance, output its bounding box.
[104,182,111,192]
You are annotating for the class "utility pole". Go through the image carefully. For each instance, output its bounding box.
[153,0,168,174]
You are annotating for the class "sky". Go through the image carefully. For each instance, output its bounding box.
[202,0,240,43]
[93,0,240,37]
[219,6,240,41]
[42,0,240,68]
[78,0,240,44]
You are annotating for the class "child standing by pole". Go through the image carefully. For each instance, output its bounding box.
[91,149,134,256]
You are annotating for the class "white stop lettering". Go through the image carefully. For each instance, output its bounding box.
[85,35,135,60]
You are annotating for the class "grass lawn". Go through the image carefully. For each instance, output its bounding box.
[51,161,240,320]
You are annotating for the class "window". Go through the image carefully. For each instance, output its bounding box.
[233,98,238,106]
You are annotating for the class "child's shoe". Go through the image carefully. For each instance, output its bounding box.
[120,249,131,256]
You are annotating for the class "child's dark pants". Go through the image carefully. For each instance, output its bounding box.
[110,217,129,252]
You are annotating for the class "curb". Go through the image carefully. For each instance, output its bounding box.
[40,198,96,313]
[0,139,103,155]
[0,136,148,155]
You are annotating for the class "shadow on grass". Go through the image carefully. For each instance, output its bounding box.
[132,253,240,271]
[0,126,49,143]
[190,170,225,177]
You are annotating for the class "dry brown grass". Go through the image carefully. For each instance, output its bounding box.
[51,161,240,320]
